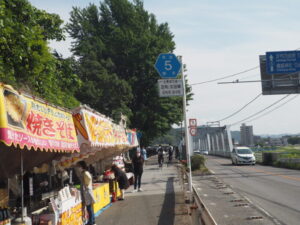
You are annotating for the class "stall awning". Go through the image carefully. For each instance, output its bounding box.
[72,106,130,151]
[0,84,79,153]
[56,106,138,168]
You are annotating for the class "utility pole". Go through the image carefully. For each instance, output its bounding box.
[179,56,193,195]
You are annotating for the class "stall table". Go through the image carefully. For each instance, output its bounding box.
[92,183,111,216]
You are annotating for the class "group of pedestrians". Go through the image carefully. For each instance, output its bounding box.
[157,145,174,168]
[76,145,178,225]
[75,147,147,225]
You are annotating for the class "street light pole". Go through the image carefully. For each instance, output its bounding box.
[179,56,193,194]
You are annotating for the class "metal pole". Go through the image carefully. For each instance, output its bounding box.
[180,56,193,194]
[21,151,24,222]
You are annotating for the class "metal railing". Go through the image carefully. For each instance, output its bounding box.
[178,164,217,225]
[191,185,217,225]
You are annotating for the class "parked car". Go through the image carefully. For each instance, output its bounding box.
[231,147,256,165]
[194,150,201,155]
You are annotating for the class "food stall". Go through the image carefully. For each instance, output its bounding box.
[0,83,80,224]
[57,105,138,216]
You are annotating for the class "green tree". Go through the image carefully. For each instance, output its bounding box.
[0,0,79,108]
[287,137,300,145]
[67,0,193,145]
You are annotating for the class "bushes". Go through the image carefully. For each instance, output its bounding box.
[191,155,205,171]
[274,161,300,170]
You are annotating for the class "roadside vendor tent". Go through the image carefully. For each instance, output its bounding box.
[0,84,80,178]
[0,83,80,221]
[58,105,138,168]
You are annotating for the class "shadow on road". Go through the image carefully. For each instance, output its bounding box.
[157,177,175,225]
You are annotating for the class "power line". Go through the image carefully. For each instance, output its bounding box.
[239,73,260,81]
[229,94,291,126]
[191,47,300,86]
[244,95,299,124]
[190,66,259,86]
[211,93,262,122]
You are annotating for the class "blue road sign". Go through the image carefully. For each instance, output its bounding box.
[154,53,181,78]
[266,50,300,75]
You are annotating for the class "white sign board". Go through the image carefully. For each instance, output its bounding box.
[158,79,184,97]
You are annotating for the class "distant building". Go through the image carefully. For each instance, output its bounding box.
[254,135,262,145]
[240,123,254,146]
[282,137,289,146]
[268,137,288,146]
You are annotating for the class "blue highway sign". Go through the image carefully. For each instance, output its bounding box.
[266,50,300,75]
[154,53,181,78]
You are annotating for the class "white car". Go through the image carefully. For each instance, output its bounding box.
[200,150,208,155]
[231,147,256,165]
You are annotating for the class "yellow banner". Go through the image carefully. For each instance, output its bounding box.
[0,84,79,152]
[73,107,128,148]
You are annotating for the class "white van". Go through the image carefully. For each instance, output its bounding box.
[231,147,256,165]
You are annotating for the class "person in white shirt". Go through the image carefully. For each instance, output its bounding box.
[77,161,96,225]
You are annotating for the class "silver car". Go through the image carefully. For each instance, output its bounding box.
[200,150,208,155]
[231,147,256,165]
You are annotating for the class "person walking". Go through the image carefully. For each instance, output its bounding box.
[132,148,144,192]
[157,145,164,168]
[168,145,173,165]
[111,164,129,200]
[76,161,96,225]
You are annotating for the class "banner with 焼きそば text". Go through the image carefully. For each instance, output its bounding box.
[0,84,79,152]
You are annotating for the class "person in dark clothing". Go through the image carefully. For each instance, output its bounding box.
[131,149,144,192]
[157,145,164,167]
[111,164,129,200]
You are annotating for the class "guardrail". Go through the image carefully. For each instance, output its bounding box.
[191,185,217,225]
[178,165,217,225]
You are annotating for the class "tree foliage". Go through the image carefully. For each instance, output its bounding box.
[0,0,80,108]
[287,136,300,145]
[0,0,193,145]
[67,0,193,145]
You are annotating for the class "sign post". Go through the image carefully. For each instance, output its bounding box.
[179,56,193,195]
[154,53,192,195]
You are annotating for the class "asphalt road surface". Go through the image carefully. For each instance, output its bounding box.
[198,155,300,225]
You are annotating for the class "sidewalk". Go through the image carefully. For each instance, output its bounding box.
[96,157,190,225]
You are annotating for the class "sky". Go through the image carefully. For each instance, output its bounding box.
[30,0,300,135]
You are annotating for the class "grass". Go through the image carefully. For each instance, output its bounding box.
[256,146,300,170]
[258,146,300,158]
[192,167,211,176]
[180,156,211,175]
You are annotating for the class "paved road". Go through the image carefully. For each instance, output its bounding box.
[96,157,190,225]
[198,155,300,225]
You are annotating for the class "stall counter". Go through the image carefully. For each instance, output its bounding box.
[92,183,111,215]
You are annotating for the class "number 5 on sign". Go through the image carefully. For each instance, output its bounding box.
[154,53,181,79]
[165,60,172,70]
